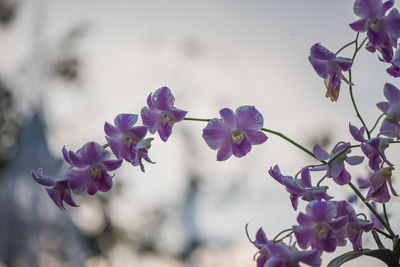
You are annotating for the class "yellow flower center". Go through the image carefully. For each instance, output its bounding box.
[314,224,330,239]
[232,131,244,144]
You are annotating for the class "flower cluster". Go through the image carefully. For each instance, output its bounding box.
[32,87,187,209]
[32,0,400,266]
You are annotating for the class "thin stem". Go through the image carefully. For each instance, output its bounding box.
[316,174,327,187]
[375,228,392,239]
[370,113,385,134]
[372,229,386,249]
[184,117,211,122]
[336,39,357,55]
[348,70,371,139]
[272,228,293,242]
[261,128,318,160]
[103,143,109,149]
[383,203,391,230]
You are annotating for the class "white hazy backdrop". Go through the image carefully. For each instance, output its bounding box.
[2,0,400,266]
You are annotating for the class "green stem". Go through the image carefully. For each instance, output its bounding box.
[375,228,392,239]
[348,70,371,139]
[370,113,385,134]
[261,128,318,160]
[184,117,211,122]
[336,39,357,55]
[383,203,391,230]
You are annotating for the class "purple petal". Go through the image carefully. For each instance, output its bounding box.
[202,119,230,150]
[387,64,400,77]
[62,146,73,165]
[293,225,313,249]
[313,144,330,161]
[130,126,148,140]
[78,142,109,165]
[350,18,368,32]
[153,87,175,110]
[301,168,312,188]
[268,165,284,184]
[346,155,364,165]
[381,0,394,15]
[104,122,122,138]
[264,257,284,267]
[306,200,336,222]
[158,122,173,142]
[219,108,237,130]
[66,169,89,195]
[385,8,400,38]
[171,108,188,122]
[114,113,138,132]
[333,168,352,185]
[384,83,400,103]
[334,57,353,71]
[309,57,329,79]
[353,0,382,18]
[87,179,98,195]
[141,107,160,133]
[255,227,269,246]
[232,139,252,158]
[103,159,123,171]
[32,168,56,187]
[376,101,390,113]
[97,171,113,192]
[349,124,366,142]
[46,187,65,210]
[290,193,299,210]
[68,151,88,169]
[63,190,78,207]
[244,130,268,145]
[217,138,233,161]
[296,249,321,267]
[310,43,335,60]
[328,216,348,231]
[236,106,264,131]
[297,212,314,227]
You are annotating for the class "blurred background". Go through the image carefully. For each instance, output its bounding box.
[0,0,399,266]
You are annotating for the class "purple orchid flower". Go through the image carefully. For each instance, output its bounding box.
[105,113,153,172]
[334,201,374,251]
[141,87,187,142]
[349,123,393,171]
[387,47,400,77]
[313,143,364,185]
[293,200,348,253]
[202,106,268,161]
[268,165,333,210]
[246,226,322,267]
[62,142,123,195]
[350,0,400,62]
[32,168,78,210]
[377,83,400,138]
[358,167,398,203]
[308,43,353,101]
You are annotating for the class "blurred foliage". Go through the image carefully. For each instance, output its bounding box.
[0,0,18,27]
[0,79,20,169]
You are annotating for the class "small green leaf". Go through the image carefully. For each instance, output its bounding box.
[327,249,398,267]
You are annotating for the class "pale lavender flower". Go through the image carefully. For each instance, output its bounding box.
[202,106,268,161]
[309,43,352,101]
[246,226,322,267]
[387,47,400,77]
[349,123,392,170]
[313,143,364,185]
[105,113,153,172]
[358,167,398,203]
[268,165,333,210]
[63,142,123,195]
[293,200,348,252]
[350,0,400,62]
[32,168,78,210]
[377,83,400,138]
[334,201,374,251]
[141,87,187,142]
